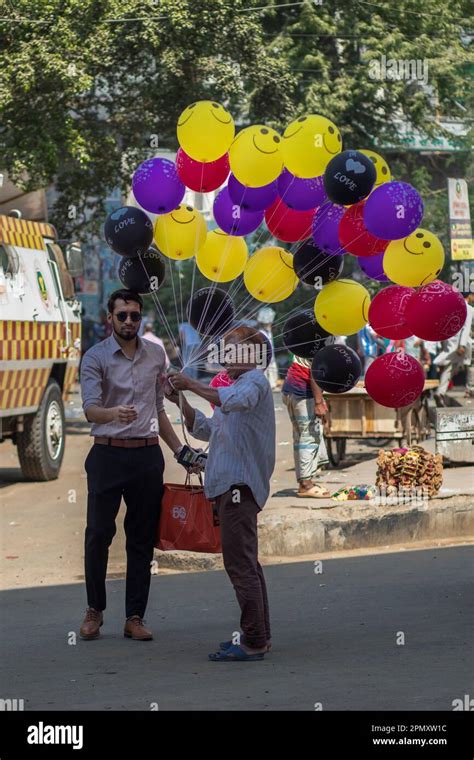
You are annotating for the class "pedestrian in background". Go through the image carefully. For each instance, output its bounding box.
[357,324,384,373]
[257,307,279,390]
[142,321,170,369]
[179,321,200,380]
[434,292,474,404]
[281,355,330,498]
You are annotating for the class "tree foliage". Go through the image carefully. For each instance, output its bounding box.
[1,0,472,339]
[0,0,296,234]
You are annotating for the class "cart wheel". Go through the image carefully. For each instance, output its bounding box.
[326,438,347,467]
[365,438,394,448]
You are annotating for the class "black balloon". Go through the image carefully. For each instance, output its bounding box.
[323,150,376,206]
[283,310,334,359]
[104,206,154,257]
[293,239,344,287]
[118,246,166,295]
[187,288,235,337]
[311,344,362,393]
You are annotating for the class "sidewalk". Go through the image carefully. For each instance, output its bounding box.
[156,389,474,569]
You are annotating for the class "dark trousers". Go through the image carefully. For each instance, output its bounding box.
[84,443,164,618]
[216,485,271,649]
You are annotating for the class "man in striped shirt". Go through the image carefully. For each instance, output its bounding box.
[166,327,275,661]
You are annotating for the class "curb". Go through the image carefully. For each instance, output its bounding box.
[154,494,474,571]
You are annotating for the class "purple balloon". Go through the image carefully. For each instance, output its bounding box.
[278,169,327,211]
[132,158,185,214]
[364,181,424,240]
[357,252,389,282]
[312,202,346,255]
[213,187,264,236]
[227,174,278,212]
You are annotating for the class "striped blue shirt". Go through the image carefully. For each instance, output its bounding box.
[190,369,276,508]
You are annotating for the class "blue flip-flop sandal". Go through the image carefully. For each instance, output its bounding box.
[209,644,265,661]
[219,640,271,652]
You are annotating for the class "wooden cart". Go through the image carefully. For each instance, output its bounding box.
[322,380,438,466]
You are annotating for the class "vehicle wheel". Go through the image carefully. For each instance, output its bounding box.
[17,380,65,481]
[365,438,394,447]
[326,437,347,467]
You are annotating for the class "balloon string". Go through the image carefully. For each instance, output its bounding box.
[181,201,382,370]
[184,199,377,371]
[182,210,350,369]
[136,255,182,365]
[147,179,381,373]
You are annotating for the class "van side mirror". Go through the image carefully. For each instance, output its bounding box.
[65,242,83,276]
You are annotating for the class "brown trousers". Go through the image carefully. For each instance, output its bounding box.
[216,485,271,649]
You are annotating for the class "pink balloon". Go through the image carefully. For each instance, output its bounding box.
[176,148,230,193]
[368,285,415,339]
[405,280,467,341]
[265,197,315,242]
[365,353,425,408]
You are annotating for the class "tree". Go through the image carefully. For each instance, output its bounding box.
[259,0,472,244]
[0,0,297,235]
[2,0,471,239]
[1,0,472,340]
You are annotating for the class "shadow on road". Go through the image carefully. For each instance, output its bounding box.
[0,468,27,486]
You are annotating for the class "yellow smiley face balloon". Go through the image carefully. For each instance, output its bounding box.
[360,150,392,187]
[281,114,342,178]
[244,246,298,302]
[383,229,445,287]
[196,229,248,283]
[314,279,370,336]
[177,100,235,163]
[154,204,207,260]
[229,125,284,187]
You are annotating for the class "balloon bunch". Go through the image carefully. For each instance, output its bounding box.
[102,100,467,407]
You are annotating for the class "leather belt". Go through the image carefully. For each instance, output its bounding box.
[94,437,159,448]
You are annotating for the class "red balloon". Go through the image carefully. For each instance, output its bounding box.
[368,285,415,339]
[176,148,230,193]
[209,370,234,410]
[338,201,389,257]
[265,197,315,242]
[365,353,425,408]
[405,280,467,341]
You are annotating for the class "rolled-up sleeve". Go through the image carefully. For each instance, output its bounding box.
[218,375,263,413]
[191,409,213,442]
[80,354,103,413]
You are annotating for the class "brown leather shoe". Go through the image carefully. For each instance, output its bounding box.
[80,608,103,640]
[124,616,153,641]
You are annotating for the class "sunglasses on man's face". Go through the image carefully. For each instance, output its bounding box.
[115,311,142,323]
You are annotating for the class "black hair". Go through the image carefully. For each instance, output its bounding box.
[107,289,143,314]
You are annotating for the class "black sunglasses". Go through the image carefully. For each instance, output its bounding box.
[115,311,142,323]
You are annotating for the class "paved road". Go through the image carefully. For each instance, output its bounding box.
[1,546,472,711]
[1,388,473,590]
